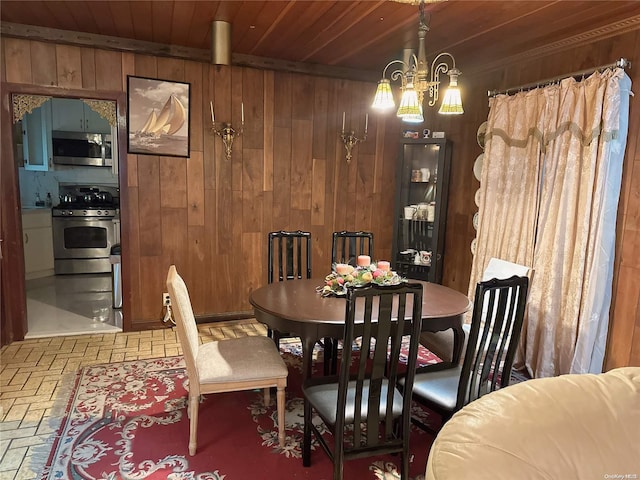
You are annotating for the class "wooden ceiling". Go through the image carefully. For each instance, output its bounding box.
[1,1,639,80]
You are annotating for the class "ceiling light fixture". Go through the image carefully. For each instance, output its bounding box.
[371,1,463,123]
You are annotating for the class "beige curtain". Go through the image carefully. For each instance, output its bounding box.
[469,90,543,298]
[471,68,631,378]
[526,69,630,377]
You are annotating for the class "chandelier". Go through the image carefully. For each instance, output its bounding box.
[371,1,463,123]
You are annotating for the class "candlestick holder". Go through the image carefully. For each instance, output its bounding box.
[211,121,243,160]
[339,112,368,164]
[339,129,367,164]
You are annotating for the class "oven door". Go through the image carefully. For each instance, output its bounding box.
[52,217,116,274]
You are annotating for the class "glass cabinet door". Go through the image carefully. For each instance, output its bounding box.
[392,139,451,283]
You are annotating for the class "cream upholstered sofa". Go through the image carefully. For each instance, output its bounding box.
[425,367,640,480]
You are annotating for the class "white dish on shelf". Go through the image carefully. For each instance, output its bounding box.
[473,212,479,230]
[473,153,484,181]
[477,121,488,149]
[474,188,481,207]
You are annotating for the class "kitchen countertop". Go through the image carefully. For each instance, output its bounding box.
[22,206,52,212]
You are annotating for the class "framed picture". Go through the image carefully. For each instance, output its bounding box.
[127,76,190,157]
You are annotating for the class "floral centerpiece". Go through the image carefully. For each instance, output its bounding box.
[317,256,406,297]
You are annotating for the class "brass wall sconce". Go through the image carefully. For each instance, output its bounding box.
[210,101,244,160]
[339,112,368,164]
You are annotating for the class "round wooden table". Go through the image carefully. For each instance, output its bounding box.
[250,278,471,379]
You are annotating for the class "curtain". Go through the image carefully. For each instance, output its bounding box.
[526,69,631,376]
[471,68,631,377]
[469,90,543,295]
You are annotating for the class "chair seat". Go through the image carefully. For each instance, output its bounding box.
[304,379,404,426]
[409,367,463,411]
[197,336,288,384]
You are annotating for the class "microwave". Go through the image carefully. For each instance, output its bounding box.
[52,131,112,167]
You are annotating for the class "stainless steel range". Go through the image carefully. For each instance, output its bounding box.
[52,185,120,274]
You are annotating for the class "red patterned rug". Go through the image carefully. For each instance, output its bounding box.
[40,342,442,480]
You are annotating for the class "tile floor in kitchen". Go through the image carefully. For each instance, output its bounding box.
[24,273,123,339]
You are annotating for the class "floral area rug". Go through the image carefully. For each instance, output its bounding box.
[40,341,441,480]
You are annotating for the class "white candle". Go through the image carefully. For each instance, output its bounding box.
[342,112,345,132]
[241,102,244,124]
[364,113,368,133]
[210,101,215,123]
[357,255,371,267]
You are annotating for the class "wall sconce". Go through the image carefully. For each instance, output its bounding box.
[339,112,368,164]
[210,101,244,160]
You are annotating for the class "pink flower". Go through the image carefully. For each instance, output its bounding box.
[372,269,383,279]
[337,277,345,285]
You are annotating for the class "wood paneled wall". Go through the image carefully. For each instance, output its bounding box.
[1,37,401,331]
[426,29,640,370]
[2,28,638,369]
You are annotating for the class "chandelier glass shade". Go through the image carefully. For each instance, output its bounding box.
[371,1,463,122]
[438,69,464,114]
[396,83,424,123]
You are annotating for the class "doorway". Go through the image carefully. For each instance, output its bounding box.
[0,83,129,345]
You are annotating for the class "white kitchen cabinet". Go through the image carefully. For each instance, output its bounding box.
[51,98,111,133]
[22,209,55,280]
[22,101,52,171]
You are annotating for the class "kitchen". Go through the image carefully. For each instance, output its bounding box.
[16,96,122,338]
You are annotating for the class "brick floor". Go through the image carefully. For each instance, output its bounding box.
[0,319,267,480]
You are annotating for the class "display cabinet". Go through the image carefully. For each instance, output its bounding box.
[391,138,451,283]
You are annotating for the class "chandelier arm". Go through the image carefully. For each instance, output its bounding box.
[428,52,457,106]
[429,52,456,82]
[382,59,410,79]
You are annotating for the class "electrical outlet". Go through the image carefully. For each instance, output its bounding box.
[163,293,171,306]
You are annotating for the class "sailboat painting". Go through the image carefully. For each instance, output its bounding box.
[127,76,190,157]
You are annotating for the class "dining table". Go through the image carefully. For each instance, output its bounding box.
[249,278,472,380]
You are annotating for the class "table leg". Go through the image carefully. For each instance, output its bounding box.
[302,336,316,381]
[451,325,465,364]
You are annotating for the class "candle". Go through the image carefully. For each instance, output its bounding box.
[342,112,345,133]
[377,260,390,272]
[210,101,215,123]
[357,255,371,267]
[364,113,368,133]
[335,263,350,275]
[241,102,244,124]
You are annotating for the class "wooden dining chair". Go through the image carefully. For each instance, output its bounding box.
[267,230,312,347]
[331,230,374,267]
[419,257,532,363]
[404,275,529,431]
[302,282,424,480]
[166,265,288,456]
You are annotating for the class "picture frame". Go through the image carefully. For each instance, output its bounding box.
[127,76,190,158]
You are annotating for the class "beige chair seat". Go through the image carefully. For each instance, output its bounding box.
[197,336,288,384]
